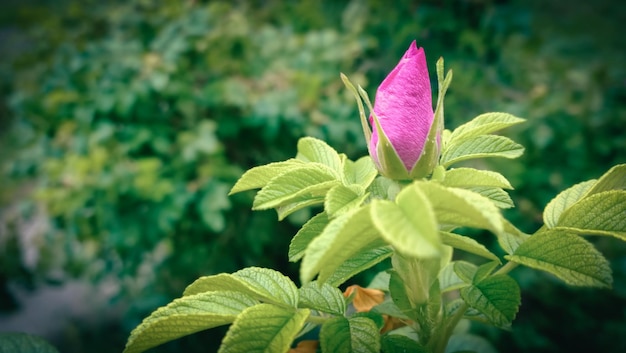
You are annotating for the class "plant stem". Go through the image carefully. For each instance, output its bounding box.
[494,261,519,276]
[305,314,331,325]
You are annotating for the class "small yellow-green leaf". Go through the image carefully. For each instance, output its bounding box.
[300,205,385,284]
[298,281,346,315]
[507,230,612,287]
[184,267,299,307]
[325,246,394,287]
[497,220,530,255]
[416,181,503,236]
[296,137,343,176]
[325,184,368,217]
[442,168,513,190]
[543,180,596,228]
[584,164,626,196]
[320,316,381,353]
[469,187,514,209]
[123,291,258,353]
[441,135,524,168]
[449,112,525,141]
[229,159,306,195]
[371,183,440,258]
[289,212,330,262]
[252,164,338,210]
[343,156,378,189]
[440,232,500,262]
[460,274,520,328]
[555,190,626,241]
[218,304,309,353]
[440,262,470,293]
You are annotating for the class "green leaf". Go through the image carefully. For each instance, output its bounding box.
[343,156,378,189]
[184,267,299,307]
[449,112,525,141]
[440,262,470,293]
[441,135,524,168]
[300,205,385,284]
[368,176,401,201]
[460,275,520,328]
[507,230,612,287]
[473,261,500,283]
[442,168,512,190]
[453,261,478,284]
[446,333,498,353]
[325,184,368,217]
[469,187,514,209]
[298,281,346,315]
[229,159,305,194]
[252,164,339,210]
[543,180,596,228]
[555,190,626,241]
[440,232,500,262]
[416,182,503,236]
[0,333,60,353]
[389,270,416,318]
[326,246,394,287]
[296,136,343,176]
[381,334,426,353]
[320,316,381,353]
[372,183,441,258]
[276,198,326,220]
[289,212,330,262]
[497,220,530,255]
[123,291,258,353]
[218,304,309,353]
[585,164,626,196]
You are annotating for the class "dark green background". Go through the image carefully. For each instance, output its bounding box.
[1,0,625,352]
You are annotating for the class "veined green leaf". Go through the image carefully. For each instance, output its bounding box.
[381,334,426,353]
[469,187,514,209]
[460,275,520,328]
[325,184,368,217]
[442,168,513,190]
[372,183,441,258]
[453,261,478,284]
[276,197,325,220]
[289,212,330,262]
[449,112,525,141]
[184,267,299,307]
[388,270,416,318]
[507,230,612,287]
[441,135,524,168]
[543,180,596,228]
[252,164,339,210]
[296,137,343,177]
[440,262,470,293]
[0,333,60,353]
[555,190,626,241]
[343,156,378,189]
[229,159,305,195]
[320,316,381,353]
[123,291,258,353]
[473,261,500,283]
[497,220,530,255]
[300,205,385,284]
[440,232,500,262]
[298,281,346,315]
[584,164,626,196]
[415,181,503,236]
[326,246,393,287]
[218,304,309,353]
[368,176,401,201]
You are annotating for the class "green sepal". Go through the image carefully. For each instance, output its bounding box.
[340,73,371,145]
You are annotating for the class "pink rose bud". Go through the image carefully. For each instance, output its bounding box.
[369,41,440,180]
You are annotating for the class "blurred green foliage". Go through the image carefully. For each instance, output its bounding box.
[1,0,625,352]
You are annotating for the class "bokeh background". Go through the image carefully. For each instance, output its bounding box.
[1,0,625,352]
